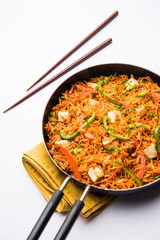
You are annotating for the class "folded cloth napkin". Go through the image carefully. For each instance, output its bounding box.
[22,142,116,220]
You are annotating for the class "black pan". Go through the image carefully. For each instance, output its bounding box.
[27,63,160,240]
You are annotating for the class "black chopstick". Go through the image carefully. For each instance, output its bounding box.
[3,38,112,113]
[26,11,118,91]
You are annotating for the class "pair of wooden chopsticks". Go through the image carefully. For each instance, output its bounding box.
[3,11,118,113]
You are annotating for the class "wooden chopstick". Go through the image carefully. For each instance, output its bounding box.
[3,38,112,113]
[26,10,118,91]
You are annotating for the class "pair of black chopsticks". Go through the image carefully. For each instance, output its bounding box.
[3,11,118,113]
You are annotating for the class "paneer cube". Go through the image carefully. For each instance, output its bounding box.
[55,140,69,148]
[126,78,139,90]
[58,111,69,122]
[102,140,112,146]
[88,166,104,182]
[102,136,115,147]
[89,99,98,105]
[103,136,119,151]
[144,143,157,159]
[103,156,111,165]
[136,106,147,118]
[108,110,121,123]
[107,140,119,149]
[88,82,97,90]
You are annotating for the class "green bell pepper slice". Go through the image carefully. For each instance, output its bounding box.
[136,90,150,97]
[154,126,160,154]
[103,115,129,140]
[60,111,96,140]
[110,161,143,186]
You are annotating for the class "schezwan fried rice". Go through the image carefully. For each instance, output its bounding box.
[44,74,160,189]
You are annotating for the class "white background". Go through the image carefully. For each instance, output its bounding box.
[1,0,160,239]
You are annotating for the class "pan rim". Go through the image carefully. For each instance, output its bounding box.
[42,63,160,195]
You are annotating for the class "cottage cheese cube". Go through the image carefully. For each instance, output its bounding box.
[108,110,121,123]
[88,82,97,90]
[88,167,104,182]
[103,136,116,147]
[88,168,97,182]
[102,140,112,146]
[108,140,119,149]
[126,78,139,90]
[144,143,157,159]
[103,139,119,150]
[103,156,111,165]
[89,99,98,105]
[55,140,69,148]
[58,111,69,122]
[94,167,104,178]
[136,106,147,118]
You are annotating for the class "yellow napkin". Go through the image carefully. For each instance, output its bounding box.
[22,142,116,220]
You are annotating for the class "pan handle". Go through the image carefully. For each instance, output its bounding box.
[27,176,71,240]
[54,185,90,240]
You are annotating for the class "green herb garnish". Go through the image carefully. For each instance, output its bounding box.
[155,175,160,179]
[54,113,58,119]
[51,122,57,126]
[148,111,154,117]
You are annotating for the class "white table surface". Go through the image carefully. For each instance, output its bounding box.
[1,0,160,239]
